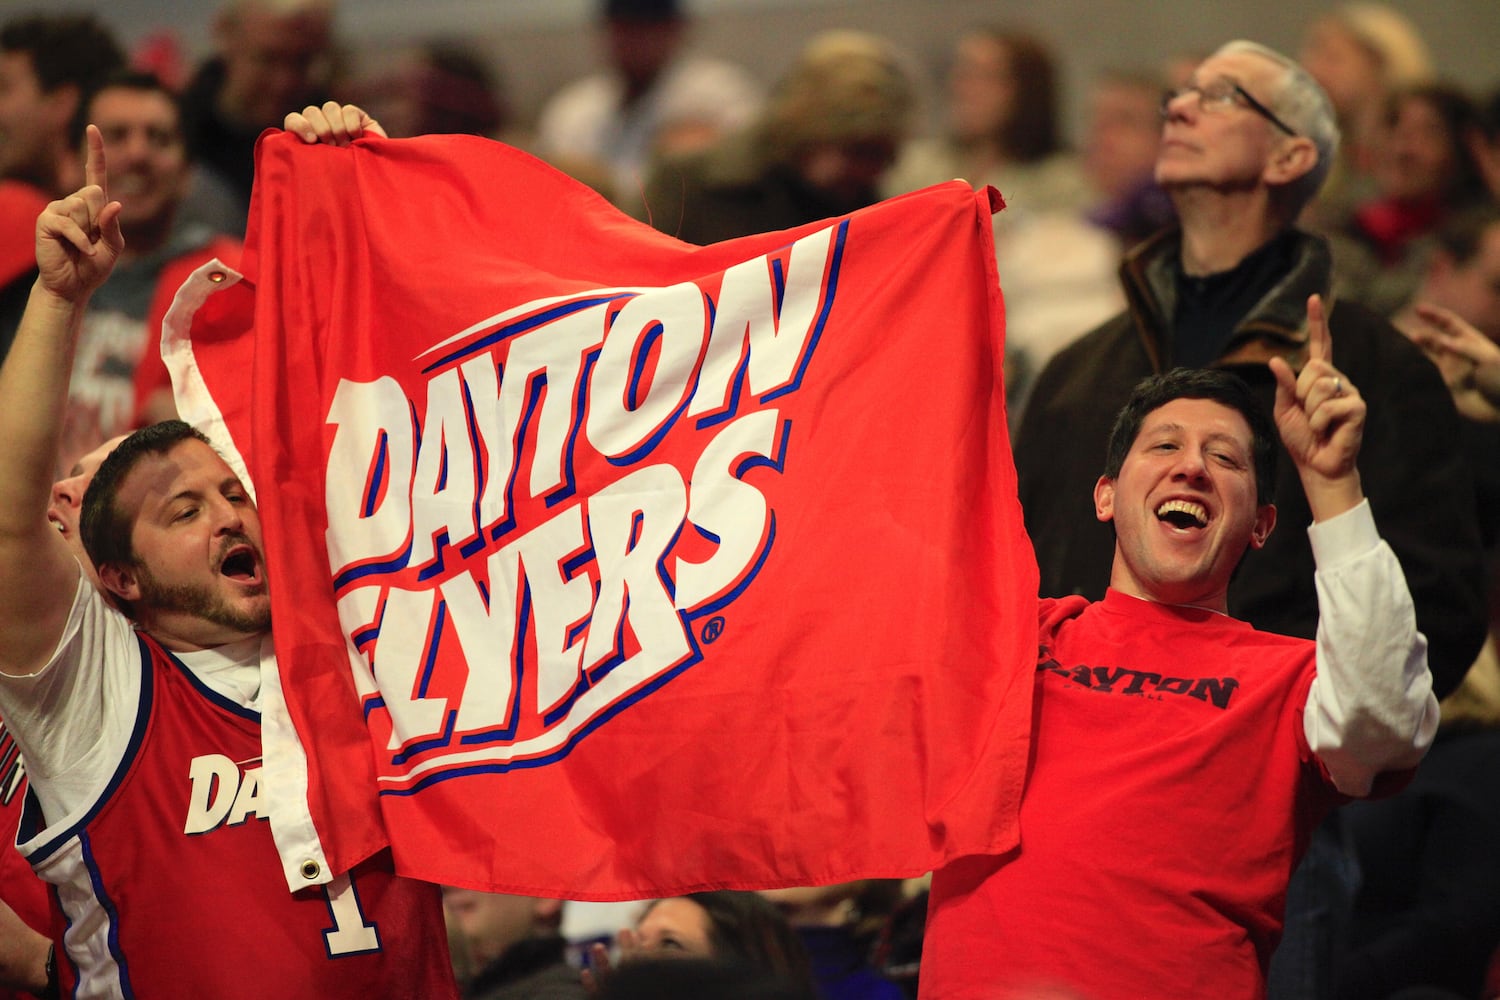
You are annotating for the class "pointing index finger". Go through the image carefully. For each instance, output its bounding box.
[85,123,107,197]
[1305,293,1331,366]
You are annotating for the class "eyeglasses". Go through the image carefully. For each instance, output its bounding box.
[1159,78,1299,137]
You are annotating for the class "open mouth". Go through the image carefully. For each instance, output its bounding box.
[1156,499,1208,530]
[218,544,260,583]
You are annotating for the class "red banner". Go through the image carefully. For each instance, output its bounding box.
[171,131,1037,898]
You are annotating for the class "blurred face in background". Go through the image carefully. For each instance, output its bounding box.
[635,898,714,957]
[1428,223,1500,340]
[0,50,66,186]
[606,17,682,94]
[87,85,188,240]
[948,33,1014,142]
[442,890,543,970]
[1376,94,1461,203]
[216,0,332,127]
[1298,16,1383,120]
[1085,77,1163,200]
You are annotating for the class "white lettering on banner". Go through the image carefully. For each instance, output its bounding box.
[322,222,846,790]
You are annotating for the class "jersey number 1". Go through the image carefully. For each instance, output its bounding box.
[323,872,381,956]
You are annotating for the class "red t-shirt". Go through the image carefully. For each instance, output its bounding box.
[922,591,1341,1000]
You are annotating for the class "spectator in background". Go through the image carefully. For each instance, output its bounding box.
[761,883,905,1000]
[1469,86,1500,200]
[444,889,585,1000]
[1298,2,1432,231]
[351,42,510,141]
[179,0,336,225]
[585,892,816,998]
[593,957,816,1000]
[1013,42,1487,997]
[0,13,124,358]
[536,0,760,210]
[1333,84,1491,317]
[57,71,241,475]
[637,30,911,246]
[885,27,1090,220]
[1343,203,1500,1000]
[885,27,1120,428]
[0,13,123,198]
[1083,68,1176,247]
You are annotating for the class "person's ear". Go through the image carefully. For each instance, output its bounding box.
[1265,137,1317,187]
[1094,476,1116,524]
[1250,503,1277,549]
[97,562,143,604]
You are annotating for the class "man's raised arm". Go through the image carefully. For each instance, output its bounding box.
[0,125,122,675]
[1271,295,1440,795]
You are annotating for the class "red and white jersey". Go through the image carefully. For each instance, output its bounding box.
[17,631,455,1000]
[0,718,53,1000]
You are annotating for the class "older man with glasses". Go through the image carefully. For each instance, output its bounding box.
[1003,39,1487,999]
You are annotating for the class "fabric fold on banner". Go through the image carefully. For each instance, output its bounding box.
[169,129,1038,899]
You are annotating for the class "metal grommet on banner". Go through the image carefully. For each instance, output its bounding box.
[209,270,227,283]
[300,859,321,880]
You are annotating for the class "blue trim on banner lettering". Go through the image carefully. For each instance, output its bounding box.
[488,372,547,540]
[605,367,694,467]
[389,708,458,767]
[771,255,786,309]
[694,346,749,430]
[691,290,742,430]
[541,509,685,725]
[626,321,663,411]
[457,585,529,744]
[421,294,628,374]
[460,356,499,559]
[546,348,596,510]
[416,530,451,582]
[380,638,705,795]
[362,429,389,518]
[682,419,788,619]
[584,595,629,686]
[333,540,415,590]
[363,695,385,720]
[416,600,446,698]
[688,514,777,621]
[762,218,847,403]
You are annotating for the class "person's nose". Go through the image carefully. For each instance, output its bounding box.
[210,495,247,534]
[51,475,85,510]
[1170,450,1210,486]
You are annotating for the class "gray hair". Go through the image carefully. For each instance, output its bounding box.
[1214,40,1340,216]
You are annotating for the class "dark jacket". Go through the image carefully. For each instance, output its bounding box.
[1014,227,1486,697]
[639,128,878,246]
[463,936,586,1000]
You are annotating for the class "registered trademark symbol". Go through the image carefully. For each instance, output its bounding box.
[700,616,726,644]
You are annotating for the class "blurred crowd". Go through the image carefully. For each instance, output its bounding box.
[2,0,1500,998]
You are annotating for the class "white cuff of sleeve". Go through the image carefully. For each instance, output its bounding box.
[1307,498,1379,572]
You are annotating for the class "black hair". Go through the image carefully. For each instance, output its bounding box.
[0,14,124,96]
[1385,84,1489,209]
[596,957,817,1000]
[1103,368,1278,504]
[1432,202,1500,266]
[69,68,182,149]
[80,420,212,572]
[644,892,816,995]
